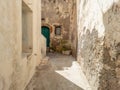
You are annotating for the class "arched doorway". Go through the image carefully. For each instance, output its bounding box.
[41,26,50,47]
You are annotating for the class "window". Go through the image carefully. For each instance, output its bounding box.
[55,26,61,35]
[22,1,33,53]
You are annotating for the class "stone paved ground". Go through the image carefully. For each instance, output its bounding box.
[25,53,91,90]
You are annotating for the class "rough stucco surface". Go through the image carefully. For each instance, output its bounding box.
[77,0,120,90]
[0,0,43,90]
[70,0,77,57]
[41,0,77,56]
[100,2,120,90]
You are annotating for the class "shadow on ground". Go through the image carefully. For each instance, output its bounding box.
[47,53,75,70]
[25,61,83,90]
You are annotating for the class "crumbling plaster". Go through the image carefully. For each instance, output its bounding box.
[77,0,120,90]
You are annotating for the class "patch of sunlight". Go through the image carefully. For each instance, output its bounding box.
[55,61,92,90]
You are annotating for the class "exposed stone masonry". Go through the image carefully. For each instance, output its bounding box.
[41,0,77,56]
[99,3,120,90]
[77,0,120,90]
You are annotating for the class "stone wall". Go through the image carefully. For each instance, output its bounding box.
[100,2,120,90]
[41,0,77,56]
[0,0,43,90]
[77,0,120,90]
[70,0,77,57]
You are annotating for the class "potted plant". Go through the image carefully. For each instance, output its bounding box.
[62,45,71,55]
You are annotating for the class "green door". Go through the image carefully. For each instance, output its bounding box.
[41,26,50,47]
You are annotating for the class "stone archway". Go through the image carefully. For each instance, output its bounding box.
[42,23,53,33]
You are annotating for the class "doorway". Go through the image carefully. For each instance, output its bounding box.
[41,26,50,47]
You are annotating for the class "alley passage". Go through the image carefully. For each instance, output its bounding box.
[25,53,91,90]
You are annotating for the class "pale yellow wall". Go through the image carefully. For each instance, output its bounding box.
[0,0,43,90]
[0,0,21,89]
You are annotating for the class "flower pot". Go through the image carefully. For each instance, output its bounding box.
[62,50,71,55]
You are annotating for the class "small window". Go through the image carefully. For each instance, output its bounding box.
[55,26,61,35]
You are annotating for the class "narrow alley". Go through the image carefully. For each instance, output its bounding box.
[25,53,91,90]
[0,0,120,90]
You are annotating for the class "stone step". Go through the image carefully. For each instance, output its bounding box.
[40,56,50,65]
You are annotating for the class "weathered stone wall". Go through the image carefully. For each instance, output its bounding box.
[41,0,77,56]
[77,0,120,90]
[0,0,43,90]
[42,0,70,39]
[100,2,120,90]
[70,0,77,57]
